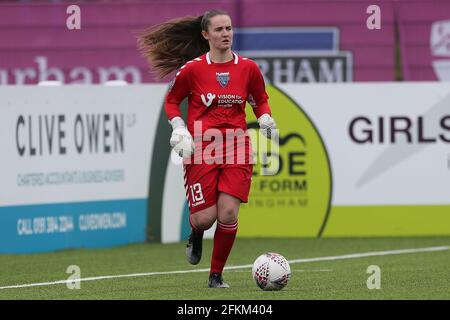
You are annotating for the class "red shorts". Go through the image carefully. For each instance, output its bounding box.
[183,163,253,214]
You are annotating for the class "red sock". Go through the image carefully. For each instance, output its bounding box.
[210,221,238,274]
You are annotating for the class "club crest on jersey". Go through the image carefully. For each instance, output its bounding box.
[216,72,230,88]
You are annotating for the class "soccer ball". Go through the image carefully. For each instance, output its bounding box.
[252,252,291,291]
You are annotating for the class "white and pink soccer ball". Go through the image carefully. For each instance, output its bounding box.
[252,252,291,291]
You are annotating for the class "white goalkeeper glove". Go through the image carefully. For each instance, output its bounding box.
[257,113,278,140]
[169,117,195,158]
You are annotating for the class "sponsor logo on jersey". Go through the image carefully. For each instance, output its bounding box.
[217,94,244,107]
[200,93,216,107]
[201,93,245,107]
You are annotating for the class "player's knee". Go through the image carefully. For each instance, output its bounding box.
[192,212,216,230]
[198,217,216,230]
[218,206,238,225]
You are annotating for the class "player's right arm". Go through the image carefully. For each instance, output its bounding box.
[164,64,192,121]
[164,64,194,158]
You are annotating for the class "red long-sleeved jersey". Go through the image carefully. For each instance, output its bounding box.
[164,52,271,136]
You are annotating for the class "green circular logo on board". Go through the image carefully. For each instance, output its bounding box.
[240,85,332,237]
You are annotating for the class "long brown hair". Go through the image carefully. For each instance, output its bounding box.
[137,10,230,78]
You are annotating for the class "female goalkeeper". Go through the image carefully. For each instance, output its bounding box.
[139,9,277,288]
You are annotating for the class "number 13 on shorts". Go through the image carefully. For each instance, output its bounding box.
[190,183,205,206]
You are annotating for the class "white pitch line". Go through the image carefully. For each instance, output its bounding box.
[0,245,448,290]
[288,245,449,264]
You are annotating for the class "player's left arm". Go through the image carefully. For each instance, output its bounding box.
[247,61,277,139]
